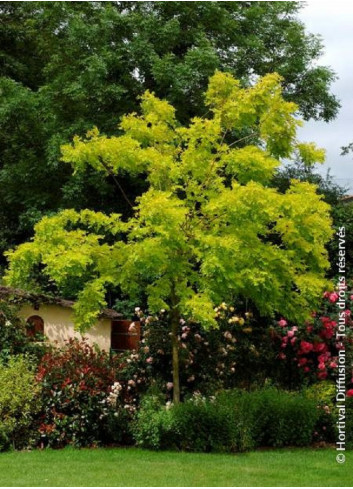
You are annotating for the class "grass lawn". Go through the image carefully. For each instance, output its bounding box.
[0,447,351,487]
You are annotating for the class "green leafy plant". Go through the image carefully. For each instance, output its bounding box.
[133,388,318,452]
[0,355,41,450]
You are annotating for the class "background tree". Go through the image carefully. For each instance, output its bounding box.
[5,72,333,403]
[0,1,339,264]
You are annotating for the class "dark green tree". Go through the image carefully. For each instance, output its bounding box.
[0,1,339,262]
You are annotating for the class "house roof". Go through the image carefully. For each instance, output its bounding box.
[341,195,353,204]
[0,286,122,320]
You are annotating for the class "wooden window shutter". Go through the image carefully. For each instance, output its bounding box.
[111,320,141,352]
[26,315,44,338]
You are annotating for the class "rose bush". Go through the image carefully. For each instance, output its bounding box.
[118,304,275,400]
[271,284,353,388]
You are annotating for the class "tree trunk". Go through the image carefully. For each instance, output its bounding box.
[170,286,181,404]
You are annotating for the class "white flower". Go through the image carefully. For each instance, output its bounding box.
[129,322,137,333]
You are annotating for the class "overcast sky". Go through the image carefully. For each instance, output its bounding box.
[298,1,353,193]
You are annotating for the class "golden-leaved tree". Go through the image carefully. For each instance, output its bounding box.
[5,72,333,402]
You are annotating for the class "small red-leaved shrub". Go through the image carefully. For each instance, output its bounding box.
[36,339,138,447]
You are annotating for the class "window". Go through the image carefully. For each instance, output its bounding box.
[26,315,44,339]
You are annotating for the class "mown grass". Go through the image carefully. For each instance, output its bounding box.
[0,447,351,486]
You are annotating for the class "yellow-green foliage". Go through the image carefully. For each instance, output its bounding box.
[5,72,333,331]
[0,356,41,449]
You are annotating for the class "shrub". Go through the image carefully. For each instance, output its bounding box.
[0,355,41,450]
[36,339,138,447]
[133,388,318,452]
[305,381,336,443]
[248,389,318,447]
[272,284,353,387]
[124,305,276,401]
[346,396,353,450]
[132,394,175,450]
[133,393,242,452]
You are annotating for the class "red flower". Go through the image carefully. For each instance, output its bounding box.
[347,389,353,397]
[317,371,328,380]
[313,342,327,353]
[299,341,313,355]
[298,357,307,367]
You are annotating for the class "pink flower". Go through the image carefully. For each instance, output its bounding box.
[287,330,294,338]
[181,333,188,339]
[278,319,287,327]
[278,352,286,360]
[290,337,297,345]
[347,389,353,397]
[304,366,311,373]
[318,362,326,371]
[350,295,353,301]
[166,382,173,390]
[329,362,338,369]
[306,325,313,333]
[345,309,351,317]
[291,326,298,332]
[329,292,339,303]
[146,357,153,364]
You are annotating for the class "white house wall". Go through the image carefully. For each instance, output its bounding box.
[18,304,111,351]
